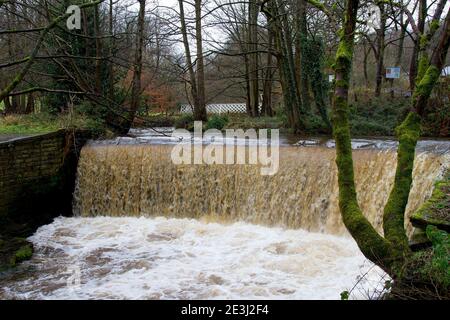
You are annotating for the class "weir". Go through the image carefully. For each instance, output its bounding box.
[73,144,448,236]
[2,141,448,299]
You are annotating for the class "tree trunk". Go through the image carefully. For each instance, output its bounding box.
[270,17,294,126]
[194,0,207,121]
[332,0,392,272]
[108,0,115,102]
[130,0,145,118]
[19,94,27,113]
[332,0,450,277]
[114,0,146,134]
[309,39,331,131]
[262,0,304,131]
[244,53,252,115]
[262,27,274,117]
[3,97,12,114]
[363,43,369,87]
[374,2,386,97]
[248,0,259,117]
[295,0,310,112]
[25,93,34,114]
[94,3,102,94]
[11,95,20,113]
[389,15,407,98]
[179,0,199,115]
[277,0,304,131]
[384,8,450,261]
[409,0,426,90]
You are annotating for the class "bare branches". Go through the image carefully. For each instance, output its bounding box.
[0,0,104,101]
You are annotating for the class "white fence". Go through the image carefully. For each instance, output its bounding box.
[180,103,261,114]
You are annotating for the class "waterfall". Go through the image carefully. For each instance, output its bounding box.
[3,143,447,299]
[73,144,447,236]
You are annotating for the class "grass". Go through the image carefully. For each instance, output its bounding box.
[0,112,107,135]
[224,113,286,130]
[172,113,288,132]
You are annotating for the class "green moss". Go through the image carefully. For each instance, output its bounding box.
[406,226,449,290]
[430,20,440,34]
[329,0,396,271]
[332,75,392,271]
[382,112,420,257]
[419,34,428,49]
[411,172,450,231]
[416,55,430,85]
[335,41,353,73]
[391,241,450,298]
[13,244,33,264]
[1,238,33,270]
[413,65,440,105]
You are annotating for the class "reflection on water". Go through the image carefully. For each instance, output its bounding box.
[0,217,387,300]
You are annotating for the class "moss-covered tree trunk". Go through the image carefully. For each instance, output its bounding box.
[331,0,392,272]
[383,8,450,259]
[331,0,450,276]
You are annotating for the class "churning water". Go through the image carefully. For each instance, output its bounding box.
[0,217,386,299]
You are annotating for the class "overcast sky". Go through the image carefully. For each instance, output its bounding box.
[119,0,450,55]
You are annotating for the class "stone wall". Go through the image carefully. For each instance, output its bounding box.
[0,130,90,232]
[0,129,92,269]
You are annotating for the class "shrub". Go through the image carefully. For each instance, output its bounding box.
[206,115,229,130]
[174,114,194,130]
[304,114,330,134]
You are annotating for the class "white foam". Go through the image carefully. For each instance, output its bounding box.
[0,216,388,300]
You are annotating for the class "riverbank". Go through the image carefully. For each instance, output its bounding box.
[0,112,110,136]
[146,111,449,138]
